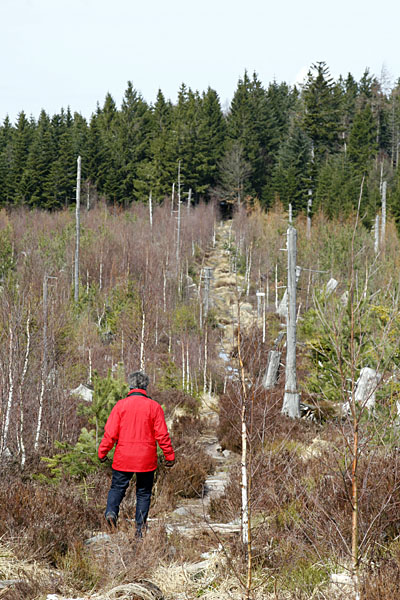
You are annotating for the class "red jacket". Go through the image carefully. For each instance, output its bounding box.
[98,389,175,472]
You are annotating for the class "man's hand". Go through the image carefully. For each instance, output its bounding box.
[165,459,175,468]
[99,456,108,463]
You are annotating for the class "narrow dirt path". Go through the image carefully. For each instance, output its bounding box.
[164,220,258,537]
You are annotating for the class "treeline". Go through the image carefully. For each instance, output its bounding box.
[1,62,400,223]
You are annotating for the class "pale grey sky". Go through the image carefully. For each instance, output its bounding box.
[1,0,398,123]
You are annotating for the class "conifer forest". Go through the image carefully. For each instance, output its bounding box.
[2,63,400,599]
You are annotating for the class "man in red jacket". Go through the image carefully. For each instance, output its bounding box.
[98,371,175,535]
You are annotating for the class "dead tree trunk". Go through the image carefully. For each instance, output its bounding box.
[381,180,387,247]
[176,161,181,268]
[149,190,153,230]
[282,226,300,418]
[263,350,281,390]
[74,156,81,303]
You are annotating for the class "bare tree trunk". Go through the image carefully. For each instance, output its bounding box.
[263,350,281,389]
[381,180,387,247]
[171,182,175,216]
[282,227,300,418]
[2,325,14,454]
[245,244,252,296]
[374,214,380,255]
[17,313,31,468]
[86,182,90,211]
[35,274,49,451]
[306,189,312,239]
[186,345,190,393]
[203,328,208,393]
[181,341,185,390]
[187,188,191,217]
[140,309,145,371]
[176,162,181,268]
[202,267,212,324]
[149,190,153,230]
[237,311,249,546]
[74,156,81,303]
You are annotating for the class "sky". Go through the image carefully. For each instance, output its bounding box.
[1,0,399,123]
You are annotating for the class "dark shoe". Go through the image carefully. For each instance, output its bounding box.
[105,511,117,530]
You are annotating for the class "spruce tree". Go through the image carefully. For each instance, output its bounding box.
[118,81,152,204]
[147,89,176,201]
[272,120,312,213]
[347,104,378,173]
[193,87,226,196]
[302,62,342,163]
[10,111,33,204]
[20,110,55,207]
[0,116,14,204]
[227,71,274,204]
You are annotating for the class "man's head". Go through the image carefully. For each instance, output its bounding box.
[128,371,149,390]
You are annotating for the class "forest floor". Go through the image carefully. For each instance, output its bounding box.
[1,222,352,600]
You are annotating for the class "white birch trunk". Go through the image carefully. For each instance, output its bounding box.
[74,156,81,303]
[149,190,153,229]
[187,188,192,217]
[306,190,312,239]
[374,214,380,255]
[246,245,252,296]
[35,275,49,451]
[99,260,103,291]
[140,310,145,371]
[163,268,167,313]
[88,347,92,384]
[186,345,190,393]
[181,341,185,390]
[34,378,45,451]
[2,325,14,454]
[241,402,249,545]
[18,313,31,468]
[262,287,266,343]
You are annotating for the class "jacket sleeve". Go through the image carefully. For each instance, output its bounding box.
[98,404,121,459]
[153,405,175,461]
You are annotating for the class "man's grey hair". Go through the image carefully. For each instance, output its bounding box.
[128,371,149,390]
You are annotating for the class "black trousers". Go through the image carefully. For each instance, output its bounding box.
[105,468,155,534]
